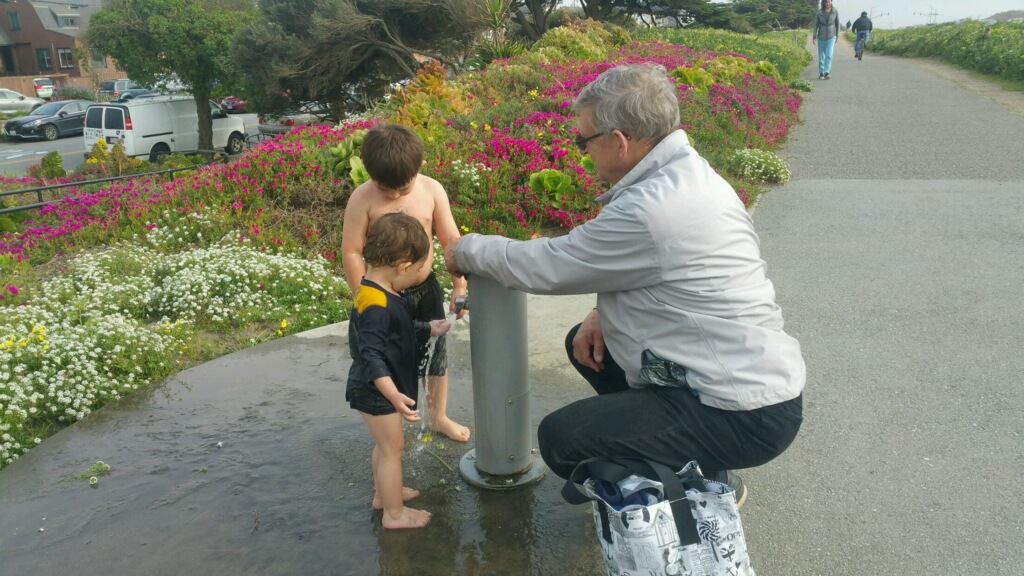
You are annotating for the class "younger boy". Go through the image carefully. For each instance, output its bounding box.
[342,123,470,443]
[346,212,451,529]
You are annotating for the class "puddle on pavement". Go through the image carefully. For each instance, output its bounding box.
[0,330,604,575]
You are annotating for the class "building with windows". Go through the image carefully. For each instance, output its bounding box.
[0,0,123,91]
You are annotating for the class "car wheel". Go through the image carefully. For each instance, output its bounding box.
[226,132,245,155]
[42,124,59,141]
[149,143,171,163]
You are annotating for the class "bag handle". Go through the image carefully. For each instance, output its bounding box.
[562,457,701,547]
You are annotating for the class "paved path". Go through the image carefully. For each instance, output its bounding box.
[745,37,1024,575]
[2,38,1022,575]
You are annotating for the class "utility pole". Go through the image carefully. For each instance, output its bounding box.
[914,6,939,25]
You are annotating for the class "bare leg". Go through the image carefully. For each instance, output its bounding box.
[360,412,430,529]
[426,372,470,442]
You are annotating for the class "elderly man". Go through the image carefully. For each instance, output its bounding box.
[443,64,804,502]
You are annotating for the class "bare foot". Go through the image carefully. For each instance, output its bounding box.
[372,487,420,510]
[430,416,471,443]
[382,506,431,529]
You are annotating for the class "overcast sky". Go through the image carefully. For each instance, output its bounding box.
[830,1,1023,28]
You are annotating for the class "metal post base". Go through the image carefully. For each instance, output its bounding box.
[459,449,547,490]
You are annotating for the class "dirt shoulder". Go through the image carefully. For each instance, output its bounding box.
[909,58,1024,117]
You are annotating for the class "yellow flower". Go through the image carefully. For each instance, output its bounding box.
[484,124,491,132]
[470,122,478,130]
[528,89,538,98]
[280,318,288,328]
[460,225,469,232]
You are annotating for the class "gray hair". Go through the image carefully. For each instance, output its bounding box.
[574,64,680,142]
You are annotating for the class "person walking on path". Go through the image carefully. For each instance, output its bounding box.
[443,63,805,501]
[852,11,873,60]
[813,0,841,79]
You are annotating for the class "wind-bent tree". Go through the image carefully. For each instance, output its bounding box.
[729,0,818,31]
[84,0,256,151]
[508,0,560,42]
[232,0,492,120]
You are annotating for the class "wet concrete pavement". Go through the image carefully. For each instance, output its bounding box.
[0,295,608,576]
[4,39,1024,575]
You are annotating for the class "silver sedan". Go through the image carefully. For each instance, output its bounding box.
[0,89,46,114]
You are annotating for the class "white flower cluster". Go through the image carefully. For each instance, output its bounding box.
[730,148,791,184]
[142,208,223,252]
[1,238,350,466]
[147,241,347,328]
[0,306,176,464]
[448,159,490,193]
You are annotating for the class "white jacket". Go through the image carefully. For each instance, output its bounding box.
[455,130,805,410]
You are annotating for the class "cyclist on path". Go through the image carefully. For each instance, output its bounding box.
[852,12,873,60]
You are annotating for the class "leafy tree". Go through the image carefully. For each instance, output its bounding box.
[233,0,493,120]
[83,0,256,151]
[508,0,560,41]
[729,0,817,31]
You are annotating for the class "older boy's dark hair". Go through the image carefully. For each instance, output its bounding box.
[363,212,431,267]
[360,123,424,190]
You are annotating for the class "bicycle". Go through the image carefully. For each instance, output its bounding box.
[854,31,869,60]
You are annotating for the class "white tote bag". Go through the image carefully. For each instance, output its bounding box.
[562,458,755,576]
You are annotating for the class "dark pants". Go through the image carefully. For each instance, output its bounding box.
[536,324,803,479]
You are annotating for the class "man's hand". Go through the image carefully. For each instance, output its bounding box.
[572,309,605,372]
[443,236,464,279]
[389,393,421,422]
[448,282,468,320]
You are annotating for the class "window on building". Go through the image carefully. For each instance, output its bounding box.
[58,48,73,69]
[8,13,21,31]
[63,16,79,28]
[90,50,108,69]
[37,49,52,70]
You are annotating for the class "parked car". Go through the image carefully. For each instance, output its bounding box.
[156,73,187,94]
[33,78,54,100]
[0,89,46,114]
[219,95,248,113]
[4,99,95,141]
[84,96,247,162]
[257,103,334,136]
[116,87,157,101]
[97,79,142,100]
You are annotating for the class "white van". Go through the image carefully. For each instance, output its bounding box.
[83,96,246,162]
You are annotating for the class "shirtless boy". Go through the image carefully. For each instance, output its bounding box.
[342,122,470,442]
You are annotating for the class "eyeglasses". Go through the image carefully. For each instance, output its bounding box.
[574,131,606,152]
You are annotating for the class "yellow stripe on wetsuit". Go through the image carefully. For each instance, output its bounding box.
[353,284,388,313]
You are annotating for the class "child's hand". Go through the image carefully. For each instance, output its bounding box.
[429,319,452,337]
[390,393,421,422]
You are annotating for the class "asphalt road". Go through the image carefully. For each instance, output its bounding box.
[0,112,262,176]
[743,38,1024,574]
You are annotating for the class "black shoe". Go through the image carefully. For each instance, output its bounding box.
[818,73,824,80]
[824,73,831,79]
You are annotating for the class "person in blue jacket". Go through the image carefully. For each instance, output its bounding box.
[852,11,873,59]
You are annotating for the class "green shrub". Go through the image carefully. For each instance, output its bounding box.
[533,25,607,61]
[26,151,67,179]
[636,27,811,83]
[789,78,814,92]
[52,86,98,101]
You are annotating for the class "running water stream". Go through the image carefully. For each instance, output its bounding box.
[416,312,457,442]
